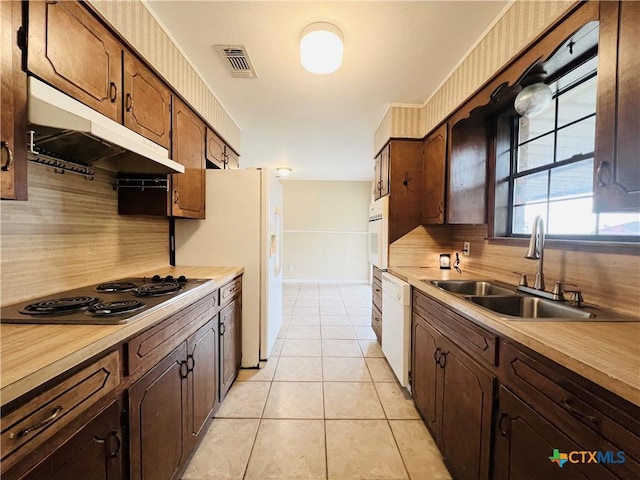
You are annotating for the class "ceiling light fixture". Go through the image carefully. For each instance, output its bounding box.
[514,82,552,118]
[299,22,343,74]
[276,167,292,177]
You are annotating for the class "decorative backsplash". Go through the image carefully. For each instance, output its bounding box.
[88,0,241,152]
[0,165,169,306]
[374,0,575,152]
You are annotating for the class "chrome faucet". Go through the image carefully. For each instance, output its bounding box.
[524,215,545,290]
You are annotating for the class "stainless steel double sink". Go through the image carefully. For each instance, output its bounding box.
[427,279,630,321]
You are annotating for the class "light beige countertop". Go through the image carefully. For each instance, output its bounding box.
[390,266,640,407]
[0,266,243,407]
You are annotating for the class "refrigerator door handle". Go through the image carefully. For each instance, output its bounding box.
[273,208,282,276]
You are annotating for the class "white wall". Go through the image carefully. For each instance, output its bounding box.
[282,181,370,282]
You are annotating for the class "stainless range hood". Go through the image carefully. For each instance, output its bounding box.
[27,77,184,174]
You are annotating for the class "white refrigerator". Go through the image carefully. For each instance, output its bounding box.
[175,168,283,367]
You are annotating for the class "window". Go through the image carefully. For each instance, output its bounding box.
[507,56,639,239]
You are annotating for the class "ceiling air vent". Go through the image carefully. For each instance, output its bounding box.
[214,45,257,78]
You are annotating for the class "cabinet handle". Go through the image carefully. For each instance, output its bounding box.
[220,323,226,336]
[109,82,117,102]
[174,190,180,205]
[438,201,444,214]
[1,141,14,171]
[596,161,610,186]
[374,287,381,294]
[186,354,195,373]
[108,432,121,458]
[433,347,441,364]
[14,406,63,438]
[438,351,448,368]
[561,398,599,428]
[126,93,133,112]
[497,412,510,437]
[179,360,189,379]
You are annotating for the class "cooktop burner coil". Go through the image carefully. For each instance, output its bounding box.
[133,282,182,297]
[85,300,146,316]
[19,296,100,315]
[95,281,139,293]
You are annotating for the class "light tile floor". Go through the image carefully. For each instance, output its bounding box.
[181,283,452,480]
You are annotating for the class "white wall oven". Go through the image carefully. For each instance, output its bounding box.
[368,196,389,270]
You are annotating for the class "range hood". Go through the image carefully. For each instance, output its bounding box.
[27,77,184,175]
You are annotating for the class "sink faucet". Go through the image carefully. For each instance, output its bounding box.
[524,215,545,290]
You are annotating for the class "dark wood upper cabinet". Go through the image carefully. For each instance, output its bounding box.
[124,53,171,150]
[594,1,640,212]
[447,115,488,224]
[27,0,123,122]
[1,0,27,200]
[205,127,225,169]
[421,123,447,224]
[170,97,205,219]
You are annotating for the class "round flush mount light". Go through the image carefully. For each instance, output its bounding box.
[276,167,292,177]
[514,82,553,117]
[300,22,343,74]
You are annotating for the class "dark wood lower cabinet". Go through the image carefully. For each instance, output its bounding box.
[187,317,218,448]
[411,313,439,433]
[21,400,123,480]
[219,297,241,401]
[411,311,493,480]
[439,335,494,480]
[129,343,188,480]
[493,386,618,480]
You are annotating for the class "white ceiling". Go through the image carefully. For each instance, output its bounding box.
[145,1,509,181]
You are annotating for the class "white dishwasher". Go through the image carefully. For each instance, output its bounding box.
[381,272,411,388]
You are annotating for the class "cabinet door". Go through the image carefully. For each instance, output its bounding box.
[411,314,440,437]
[205,127,225,169]
[123,53,171,150]
[20,400,123,480]
[447,116,487,224]
[594,1,640,212]
[187,317,218,448]
[380,144,391,197]
[129,343,188,480]
[421,123,447,224]
[27,1,122,122]
[1,0,27,200]
[493,387,618,480]
[225,147,240,169]
[373,151,382,200]
[219,298,240,401]
[439,336,494,480]
[170,97,205,219]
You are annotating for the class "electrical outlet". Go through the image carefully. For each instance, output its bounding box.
[463,242,470,256]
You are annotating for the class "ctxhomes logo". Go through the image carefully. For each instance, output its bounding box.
[549,449,625,468]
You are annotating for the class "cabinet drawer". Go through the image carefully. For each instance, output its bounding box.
[127,293,216,376]
[371,304,382,342]
[413,289,497,366]
[373,266,383,282]
[1,351,121,471]
[220,277,242,307]
[372,277,382,312]
[501,341,640,479]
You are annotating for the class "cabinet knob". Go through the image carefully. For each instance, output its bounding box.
[1,141,14,171]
